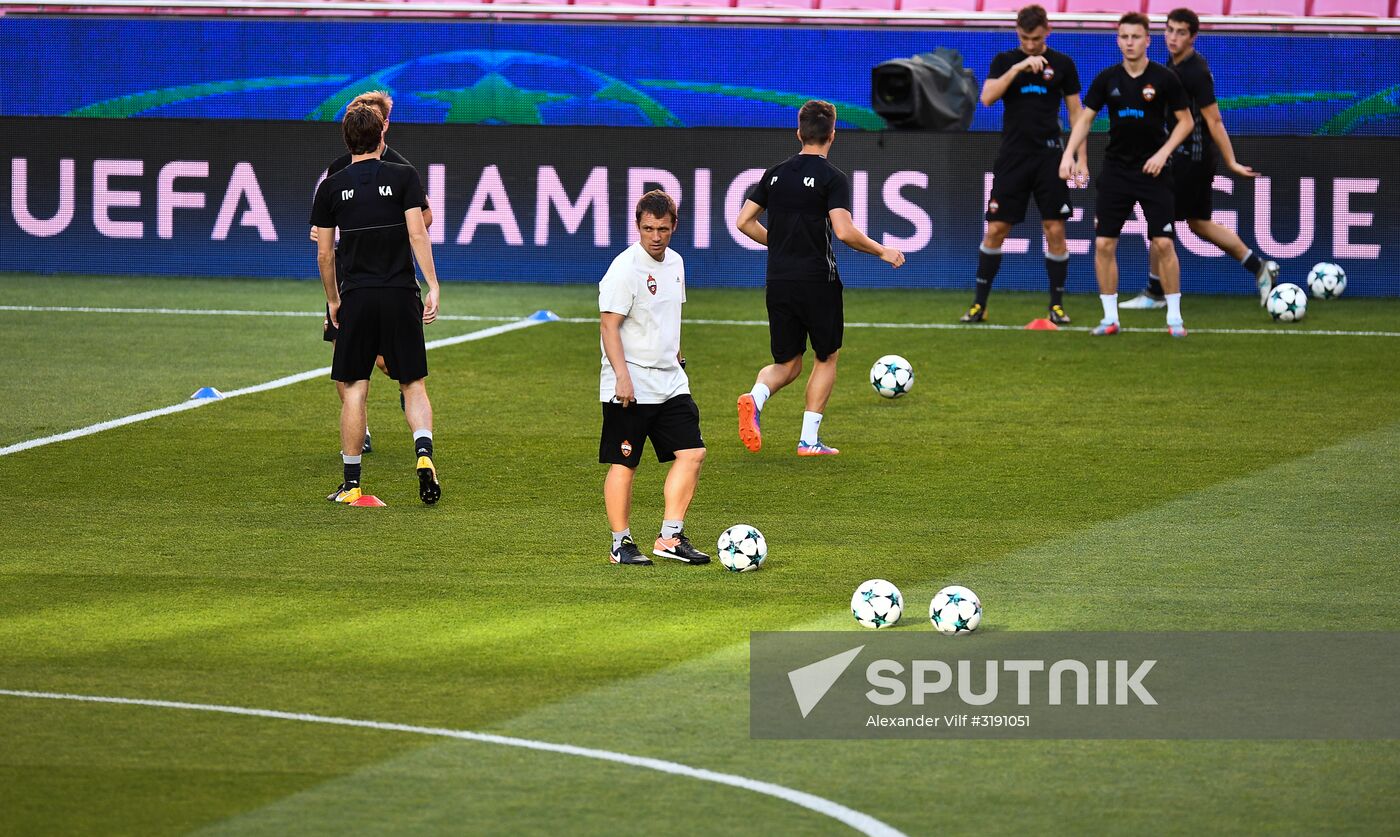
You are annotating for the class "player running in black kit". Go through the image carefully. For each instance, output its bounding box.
[1121,7,1279,311]
[1061,12,1195,338]
[962,4,1086,326]
[312,104,443,505]
[735,100,904,457]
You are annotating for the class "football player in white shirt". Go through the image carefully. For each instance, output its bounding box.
[599,191,710,566]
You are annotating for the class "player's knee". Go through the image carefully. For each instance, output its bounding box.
[1042,223,1067,250]
[816,349,839,365]
[983,223,1010,248]
[678,447,706,466]
[1095,238,1117,257]
[1150,237,1175,256]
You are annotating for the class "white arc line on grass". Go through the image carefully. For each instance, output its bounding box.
[0,689,906,837]
[0,316,550,458]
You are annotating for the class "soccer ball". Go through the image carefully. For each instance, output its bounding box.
[1307,262,1347,299]
[851,579,903,628]
[929,585,982,636]
[716,524,767,572]
[1266,283,1308,322]
[870,355,914,399]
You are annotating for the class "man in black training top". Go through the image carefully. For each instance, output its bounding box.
[735,100,905,457]
[312,103,443,505]
[1061,12,1194,338]
[313,91,433,454]
[1121,7,1279,312]
[962,3,1085,326]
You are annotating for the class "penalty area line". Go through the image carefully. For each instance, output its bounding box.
[0,315,552,459]
[0,304,520,324]
[0,689,906,837]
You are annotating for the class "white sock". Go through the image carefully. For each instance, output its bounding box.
[1166,292,1182,324]
[341,453,361,465]
[1099,293,1119,323]
[750,382,770,412]
[611,529,630,550]
[800,411,823,445]
[413,428,432,440]
[661,519,683,539]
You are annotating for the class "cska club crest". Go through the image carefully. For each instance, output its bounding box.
[1042,66,1055,81]
[620,440,633,457]
[1142,84,1157,102]
[647,274,657,295]
[988,198,1000,214]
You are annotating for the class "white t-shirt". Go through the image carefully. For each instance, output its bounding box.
[599,242,690,404]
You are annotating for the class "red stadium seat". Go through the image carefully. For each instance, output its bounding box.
[899,0,981,11]
[818,0,897,10]
[1145,0,1225,13]
[734,0,817,7]
[1309,0,1390,15]
[1228,0,1306,13]
[982,0,1065,13]
[572,0,653,5]
[652,0,734,5]
[1063,0,1146,12]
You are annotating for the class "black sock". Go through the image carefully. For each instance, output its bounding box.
[974,247,1003,307]
[1046,256,1068,307]
[1147,274,1165,298]
[344,462,361,486]
[1241,249,1262,275]
[415,435,433,458]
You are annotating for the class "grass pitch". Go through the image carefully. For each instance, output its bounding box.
[1,274,1397,835]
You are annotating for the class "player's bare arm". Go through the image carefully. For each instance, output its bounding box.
[1064,94,1089,177]
[1145,109,1194,177]
[736,199,768,247]
[315,226,339,327]
[599,312,634,406]
[829,209,904,268]
[981,55,1048,107]
[405,207,440,324]
[1060,107,1096,180]
[1201,103,1257,178]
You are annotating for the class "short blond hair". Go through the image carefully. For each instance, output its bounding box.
[349,90,393,120]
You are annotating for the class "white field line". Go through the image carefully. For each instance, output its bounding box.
[0,689,906,837]
[4,304,1397,337]
[0,304,518,323]
[0,317,548,458]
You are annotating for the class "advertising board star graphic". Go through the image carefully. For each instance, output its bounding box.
[416,73,573,125]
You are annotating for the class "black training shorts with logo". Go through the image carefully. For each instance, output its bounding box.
[1094,163,1177,240]
[986,147,1073,226]
[766,279,843,364]
[599,394,704,468]
[331,287,428,383]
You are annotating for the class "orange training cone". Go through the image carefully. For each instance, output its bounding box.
[1024,318,1059,331]
[349,495,387,507]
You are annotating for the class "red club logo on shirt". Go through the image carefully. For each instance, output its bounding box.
[1142,84,1157,102]
[988,198,1000,214]
[620,440,633,457]
[647,274,657,295]
[1042,66,1055,81]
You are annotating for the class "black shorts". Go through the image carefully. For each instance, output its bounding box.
[1171,158,1215,222]
[331,287,428,383]
[599,394,704,468]
[986,148,1073,226]
[1094,163,1176,240]
[766,279,843,363]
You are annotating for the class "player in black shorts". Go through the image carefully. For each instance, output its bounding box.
[1121,7,1279,311]
[311,104,443,505]
[1061,12,1195,338]
[313,91,433,454]
[961,3,1085,326]
[735,100,905,457]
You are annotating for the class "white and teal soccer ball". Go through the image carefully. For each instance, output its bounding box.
[930,585,982,636]
[1266,283,1308,322]
[716,524,767,572]
[1307,262,1347,299]
[869,355,914,399]
[851,579,903,628]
